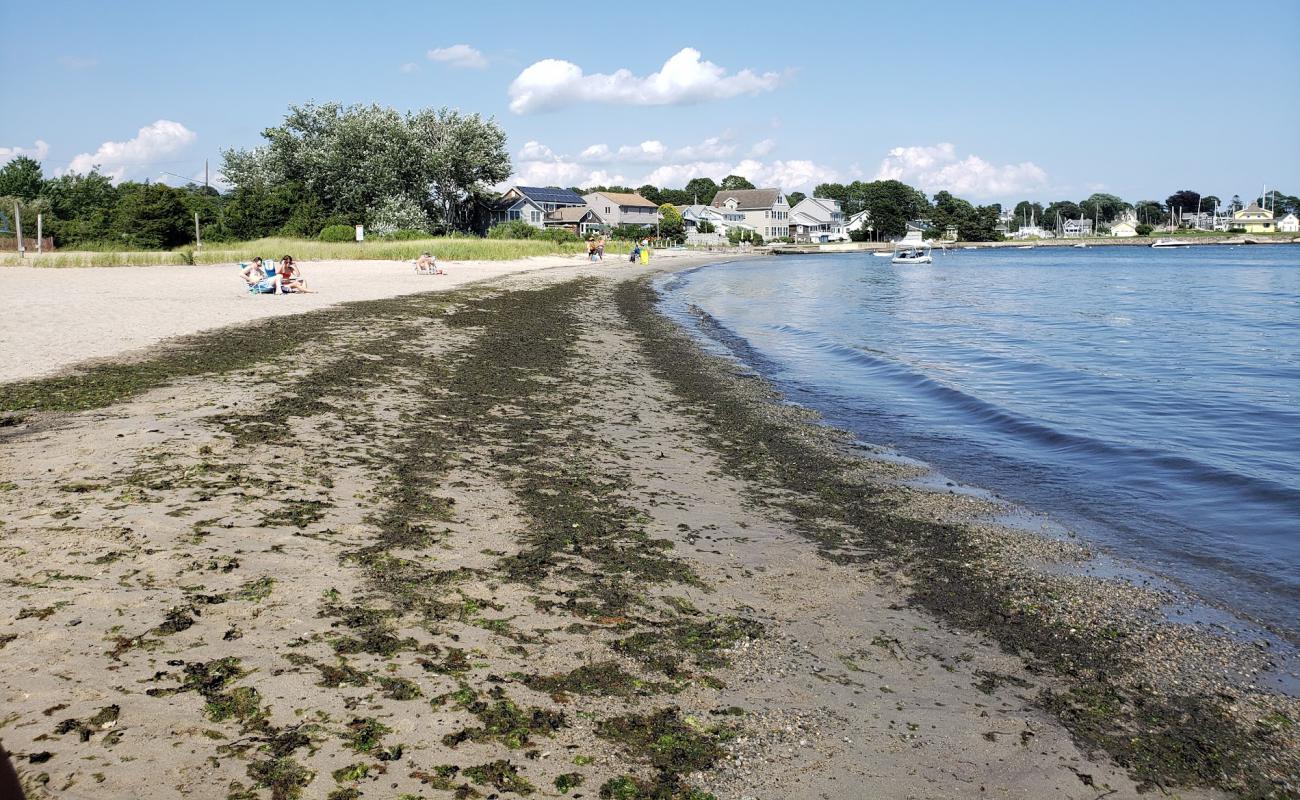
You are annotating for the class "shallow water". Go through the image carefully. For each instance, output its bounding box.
[658,245,1300,636]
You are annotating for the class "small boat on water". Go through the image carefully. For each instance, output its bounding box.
[873,250,894,257]
[963,246,978,250]
[892,244,933,264]
[1151,238,1192,248]
[1073,243,1089,248]
[1015,245,1034,249]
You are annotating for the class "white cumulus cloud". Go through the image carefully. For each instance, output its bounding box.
[427,44,488,69]
[875,143,1047,198]
[508,47,784,114]
[64,120,197,181]
[748,138,776,157]
[399,62,419,74]
[0,140,50,165]
[675,135,736,161]
[579,141,667,163]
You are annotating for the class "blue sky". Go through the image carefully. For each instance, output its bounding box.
[2,0,1297,205]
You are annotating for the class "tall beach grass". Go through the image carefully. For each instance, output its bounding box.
[0,236,633,268]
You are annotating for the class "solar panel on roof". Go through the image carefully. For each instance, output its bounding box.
[517,186,586,204]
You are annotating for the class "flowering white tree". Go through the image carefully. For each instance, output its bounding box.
[222,102,510,233]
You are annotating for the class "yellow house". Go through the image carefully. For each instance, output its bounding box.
[1110,220,1138,238]
[1231,202,1276,233]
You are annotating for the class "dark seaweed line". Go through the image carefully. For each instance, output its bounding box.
[615,276,1293,799]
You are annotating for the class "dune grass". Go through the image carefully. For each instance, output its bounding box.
[0,236,633,268]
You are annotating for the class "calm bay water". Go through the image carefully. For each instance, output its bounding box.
[658,245,1300,636]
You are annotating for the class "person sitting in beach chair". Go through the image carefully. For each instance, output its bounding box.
[278,255,314,293]
[240,257,282,294]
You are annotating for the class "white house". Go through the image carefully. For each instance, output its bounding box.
[846,209,872,238]
[1278,212,1298,233]
[678,204,746,235]
[712,188,791,240]
[1062,218,1094,238]
[583,191,661,228]
[788,197,849,243]
[490,186,588,229]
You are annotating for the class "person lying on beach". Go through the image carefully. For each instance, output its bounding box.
[241,257,283,294]
[278,255,314,293]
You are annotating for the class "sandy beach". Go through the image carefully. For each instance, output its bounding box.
[0,256,1295,799]
[0,254,683,384]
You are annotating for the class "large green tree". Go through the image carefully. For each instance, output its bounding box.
[1165,189,1202,216]
[1134,200,1166,225]
[684,177,719,205]
[1079,192,1129,223]
[108,182,191,249]
[719,174,755,191]
[658,203,685,242]
[40,170,118,245]
[222,102,509,234]
[0,156,44,200]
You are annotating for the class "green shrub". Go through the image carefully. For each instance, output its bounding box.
[389,229,429,240]
[486,220,538,239]
[537,227,580,244]
[608,224,654,241]
[319,224,355,242]
[1135,223,1153,236]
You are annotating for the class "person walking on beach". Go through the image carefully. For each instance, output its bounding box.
[596,234,606,261]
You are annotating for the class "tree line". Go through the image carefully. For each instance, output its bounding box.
[3,100,1295,250]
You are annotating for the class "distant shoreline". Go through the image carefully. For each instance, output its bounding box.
[772,234,1300,254]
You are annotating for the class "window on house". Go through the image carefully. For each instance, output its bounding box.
[605,207,611,214]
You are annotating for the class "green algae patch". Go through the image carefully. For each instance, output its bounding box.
[462,760,534,795]
[520,661,665,699]
[442,686,565,750]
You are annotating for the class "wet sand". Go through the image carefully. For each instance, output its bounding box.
[0,259,1294,799]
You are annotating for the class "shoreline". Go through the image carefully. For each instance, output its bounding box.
[771,235,1300,254]
[1,261,1295,798]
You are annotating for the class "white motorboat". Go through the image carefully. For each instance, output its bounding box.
[1072,243,1089,248]
[1151,238,1192,248]
[892,244,933,264]
[1015,245,1034,249]
[873,250,895,257]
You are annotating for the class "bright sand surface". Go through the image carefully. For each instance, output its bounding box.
[0,253,697,383]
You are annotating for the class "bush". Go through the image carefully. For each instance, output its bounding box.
[1135,223,1153,236]
[389,229,430,240]
[537,227,580,244]
[486,220,538,239]
[608,224,654,241]
[367,195,432,236]
[319,224,356,242]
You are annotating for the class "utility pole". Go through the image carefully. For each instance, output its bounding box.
[195,212,202,251]
[205,160,209,190]
[14,203,23,258]
[36,213,42,254]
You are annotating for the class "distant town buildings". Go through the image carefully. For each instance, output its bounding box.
[1278,212,1299,233]
[1062,218,1094,238]
[582,191,661,228]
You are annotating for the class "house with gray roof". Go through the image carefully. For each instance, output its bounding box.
[490,186,588,230]
[789,197,848,243]
[545,206,605,236]
[582,191,661,228]
[711,188,790,240]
